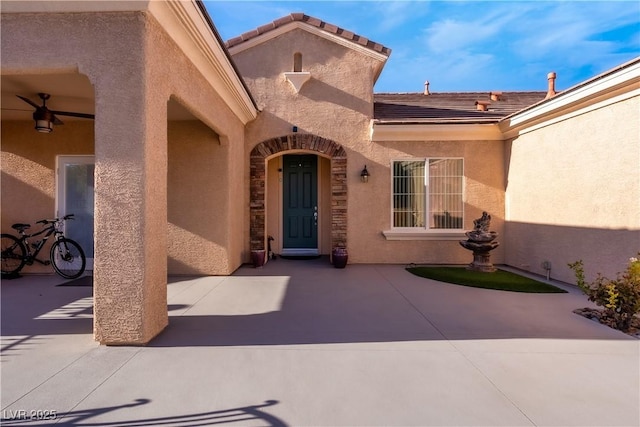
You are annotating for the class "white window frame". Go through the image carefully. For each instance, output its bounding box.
[383,157,465,241]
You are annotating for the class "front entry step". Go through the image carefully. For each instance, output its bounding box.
[280,248,319,257]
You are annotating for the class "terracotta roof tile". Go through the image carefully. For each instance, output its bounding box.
[306,16,322,26]
[225,13,392,56]
[257,23,275,34]
[241,29,259,40]
[341,29,355,39]
[356,36,369,46]
[272,15,294,27]
[374,92,546,123]
[324,23,339,33]
[227,36,243,46]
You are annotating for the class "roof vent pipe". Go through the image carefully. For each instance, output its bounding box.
[546,72,557,99]
[424,80,430,95]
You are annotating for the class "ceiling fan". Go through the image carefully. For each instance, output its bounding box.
[16,93,94,133]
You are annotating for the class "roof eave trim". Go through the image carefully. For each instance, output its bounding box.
[374,118,502,125]
[500,57,640,138]
[370,122,503,142]
[148,0,258,124]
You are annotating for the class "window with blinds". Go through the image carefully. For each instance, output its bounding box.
[392,159,463,229]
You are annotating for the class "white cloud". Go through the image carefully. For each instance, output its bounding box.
[367,0,431,33]
[424,19,502,54]
[421,3,535,53]
[393,1,639,91]
[506,3,639,78]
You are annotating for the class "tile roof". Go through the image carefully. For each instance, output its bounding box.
[225,13,392,57]
[374,92,547,123]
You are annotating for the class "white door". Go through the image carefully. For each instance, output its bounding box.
[57,156,94,270]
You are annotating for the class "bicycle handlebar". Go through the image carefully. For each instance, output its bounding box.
[35,214,75,225]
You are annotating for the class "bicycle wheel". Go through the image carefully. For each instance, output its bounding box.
[50,238,86,279]
[1,233,26,276]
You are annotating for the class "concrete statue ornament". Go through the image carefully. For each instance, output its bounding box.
[459,211,500,272]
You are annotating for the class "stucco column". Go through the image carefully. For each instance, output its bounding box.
[92,82,168,345]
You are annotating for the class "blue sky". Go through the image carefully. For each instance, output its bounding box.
[204,1,640,93]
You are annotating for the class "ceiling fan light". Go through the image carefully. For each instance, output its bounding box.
[33,109,54,133]
[35,119,53,133]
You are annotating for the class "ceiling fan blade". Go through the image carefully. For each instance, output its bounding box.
[16,95,41,109]
[52,115,64,125]
[51,110,95,120]
[1,107,33,112]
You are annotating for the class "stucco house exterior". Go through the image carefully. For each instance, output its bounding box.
[1,1,638,345]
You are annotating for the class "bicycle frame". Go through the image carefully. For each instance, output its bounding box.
[19,222,62,266]
[2,214,85,279]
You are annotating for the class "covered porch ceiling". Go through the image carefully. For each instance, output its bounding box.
[1,73,199,123]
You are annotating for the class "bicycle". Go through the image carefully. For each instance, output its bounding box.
[1,214,86,279]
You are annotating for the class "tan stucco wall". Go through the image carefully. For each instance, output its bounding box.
[168,121,234,275]
[1,121,95,273]
[1,118,242,278]
[232,27,378,258]
[143,16,248,276]
[353,139,506,264]
[2,9,247,344]
[145,16,248,277]
[233,27,505,264]
[505,95,640,283]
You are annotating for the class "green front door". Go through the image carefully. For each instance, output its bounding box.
[283,155,318,254]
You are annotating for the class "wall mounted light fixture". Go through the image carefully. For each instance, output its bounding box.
[360,165,370,183]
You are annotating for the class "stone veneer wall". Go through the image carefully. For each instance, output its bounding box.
[250,133,346,251]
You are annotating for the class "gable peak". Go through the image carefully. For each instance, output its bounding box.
[225,12,391,57]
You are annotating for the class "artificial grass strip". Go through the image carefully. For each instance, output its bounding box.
[406,267,567,293]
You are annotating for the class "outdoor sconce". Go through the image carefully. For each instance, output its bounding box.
[360,165,370,183]
[34,109,54,133]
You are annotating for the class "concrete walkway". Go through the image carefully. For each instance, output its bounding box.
[1,259,638,426]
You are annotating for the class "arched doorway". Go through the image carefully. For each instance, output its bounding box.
[250,134,347,254]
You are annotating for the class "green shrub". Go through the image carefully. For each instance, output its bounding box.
[568,255,640,331]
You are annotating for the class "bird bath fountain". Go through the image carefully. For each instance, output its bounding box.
[459,211,499,272]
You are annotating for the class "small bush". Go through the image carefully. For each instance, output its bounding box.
[568,255,640,331]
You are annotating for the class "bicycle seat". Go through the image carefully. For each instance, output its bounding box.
[11,223,30,232]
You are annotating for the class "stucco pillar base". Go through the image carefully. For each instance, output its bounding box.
[98,324,168,346]
[93,269,169,346]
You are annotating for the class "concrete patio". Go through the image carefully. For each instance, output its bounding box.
[1,258,638,426]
